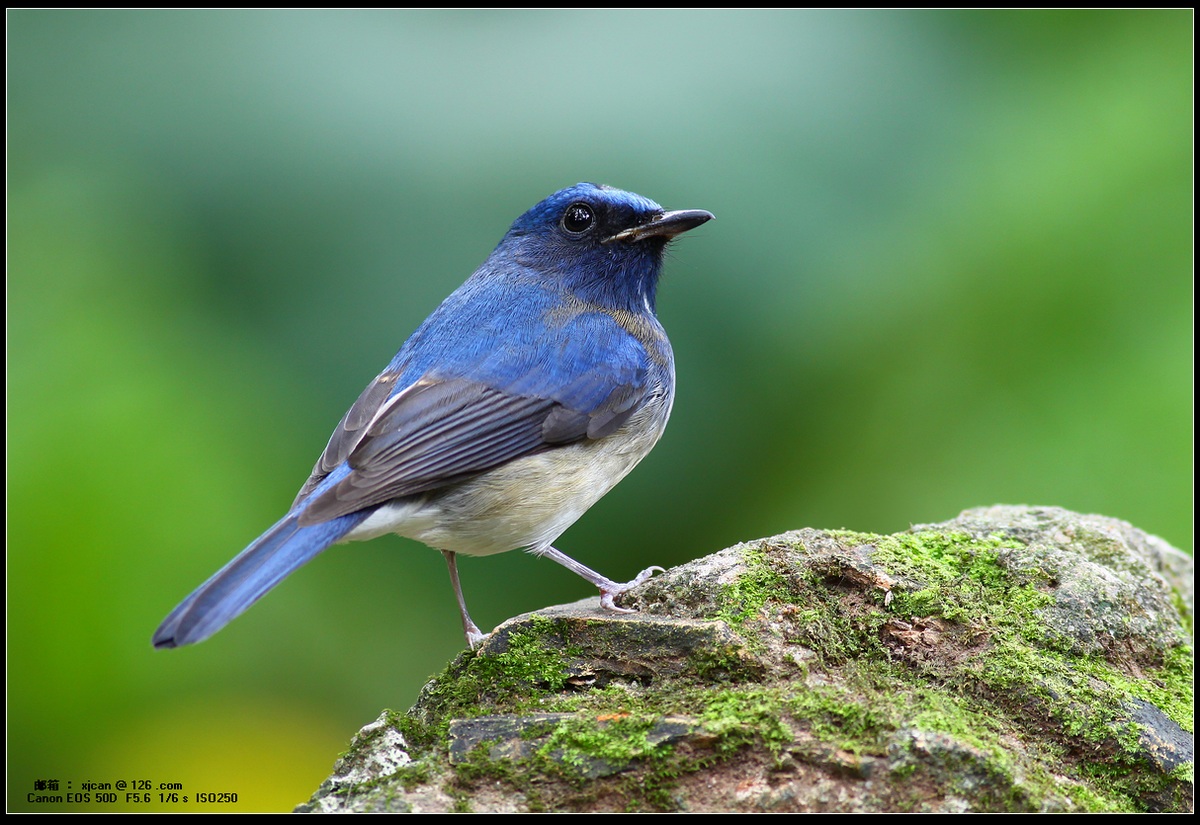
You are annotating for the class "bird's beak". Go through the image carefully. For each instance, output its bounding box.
[604,209,715,244]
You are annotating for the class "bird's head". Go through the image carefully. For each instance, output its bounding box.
[498,183,712,315]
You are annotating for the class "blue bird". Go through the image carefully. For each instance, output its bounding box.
[153,183,712,649]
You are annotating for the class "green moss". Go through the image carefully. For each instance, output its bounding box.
[1116,642,1194,733]
[794,528,1188,810]
[391,760,433,792]
[539,714,665,774]
[441,710,688,812]
[697,688,793,755]
[468,616,578,693]
[432,678,809,810]
[451,737,518,784]
[405,616,583,750]
[716,545,790,628]
[852,530,1052,627]
[323,525,1191,812]
[1169,590,1193,637]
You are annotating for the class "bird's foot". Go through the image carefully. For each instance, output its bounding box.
[597,565,665,613]
[465,624,488,650]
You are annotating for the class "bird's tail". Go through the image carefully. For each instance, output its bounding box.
[152,510,370,648]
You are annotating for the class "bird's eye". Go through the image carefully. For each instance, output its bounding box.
[562,203,595,235]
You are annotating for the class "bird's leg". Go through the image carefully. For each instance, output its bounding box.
[537,545,664,613]
[441,550,486,648]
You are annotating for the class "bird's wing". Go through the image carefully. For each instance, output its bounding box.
[292,367,648,526]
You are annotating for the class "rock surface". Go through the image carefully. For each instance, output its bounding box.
[298,506,1193,813]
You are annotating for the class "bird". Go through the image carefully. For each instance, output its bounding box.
[152,183,713,650]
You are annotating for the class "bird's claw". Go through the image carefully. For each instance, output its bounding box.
[598,565,665,613]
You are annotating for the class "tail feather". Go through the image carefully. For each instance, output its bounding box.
[152,510,370,648]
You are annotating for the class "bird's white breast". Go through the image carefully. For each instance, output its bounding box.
[342,383,673,557]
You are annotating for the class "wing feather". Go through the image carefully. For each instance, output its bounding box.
[290,304,661,525]
[295,375,639,525]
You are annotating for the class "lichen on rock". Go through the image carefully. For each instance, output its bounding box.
[297,506,1193,813]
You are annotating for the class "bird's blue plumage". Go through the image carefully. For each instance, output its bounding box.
[153,183,712,649]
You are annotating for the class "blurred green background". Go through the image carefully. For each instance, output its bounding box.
[7,9,1192,812]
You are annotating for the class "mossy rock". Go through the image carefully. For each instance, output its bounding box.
[297,506,1193,813]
